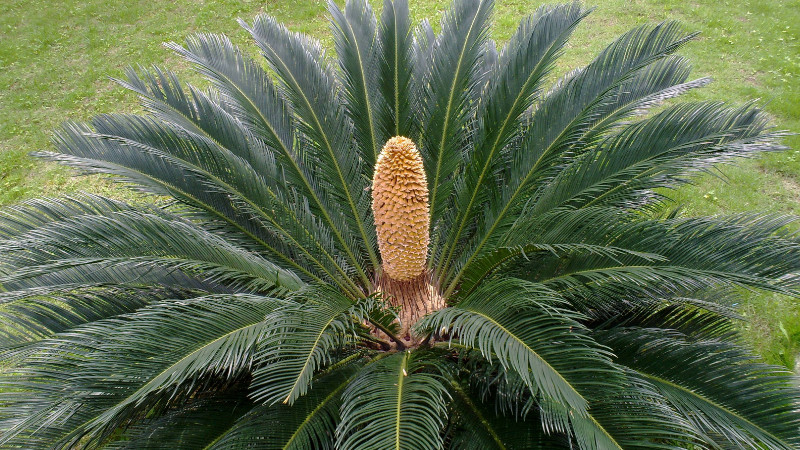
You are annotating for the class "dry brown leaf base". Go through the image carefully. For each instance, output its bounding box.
[373,270,444,348]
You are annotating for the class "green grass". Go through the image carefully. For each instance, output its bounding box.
[1,0,799,368]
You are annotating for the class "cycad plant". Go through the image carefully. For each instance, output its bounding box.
[1,0,799,448]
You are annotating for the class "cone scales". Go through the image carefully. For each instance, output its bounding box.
[372,137,442,343]
[372,136,430,281]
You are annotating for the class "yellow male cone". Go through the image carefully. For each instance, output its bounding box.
[371,136,430,281]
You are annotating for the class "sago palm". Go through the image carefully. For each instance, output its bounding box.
[1,0,799,448]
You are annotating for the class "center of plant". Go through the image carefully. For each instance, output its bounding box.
[371,137,443,343]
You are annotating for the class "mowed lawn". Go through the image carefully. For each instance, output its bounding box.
[1,0,799,368]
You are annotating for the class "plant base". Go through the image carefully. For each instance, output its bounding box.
[373,270,444,347]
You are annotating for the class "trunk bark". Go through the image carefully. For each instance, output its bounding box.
[374,270,444,347]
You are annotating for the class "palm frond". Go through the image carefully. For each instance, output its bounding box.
[417,278,620,415]
[529,102,784,215]
[420,0,493,233]
[437,1,588,277]
[116,66,277,178]
[455,241,666,298]
[446,378,567,449]
[330,0,384,166]
[0,193,131,239]
[458,355,701,449]
[0,284,196,350]
[542,372,707,450]
[210,358,367,449]
[105,393,252,449]
[0,204,302,293]
[164,34,365,293]
[243,14,379,280]
[598,327,800,449]
[529,212,800,313]
[40,120,355,291]
[250,284,363,405]
[336,351,448,450]
[0,294,284,448]
[444,21,699,293]
[377,0,416,138]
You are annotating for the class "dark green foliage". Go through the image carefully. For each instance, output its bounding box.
[1,0,798,448]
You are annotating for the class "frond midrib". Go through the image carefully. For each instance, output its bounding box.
[282,306,352,404]
[456,304,588,411]
[394,351,410,450]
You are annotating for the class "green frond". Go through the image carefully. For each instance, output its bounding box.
[0,203,302,293]
[105,393,252,449]
[0,284,196,349]
[0,294,284,448]
[336,351,448,450]
[453,356,702,449]
[250,284,362,405]
[455,242,667,298]
[116,66,277,179]
[378,0,416,138]
[0,193,132,240]
[441,22,704,292]
[532,212,800,313]
[420,0,493,233]
[330,0,384,166]
[210,358,367,449]
[446,378,567,449]
[242,14,379,279]
[41,120,355,291]
[598,327,800,449]
[417,278,620,415]
[584,371,704,449]
[163,34,370,283]
[437,1,589,277]
[529,102,784,215]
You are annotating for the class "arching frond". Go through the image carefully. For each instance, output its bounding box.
[40,120,352,291]
[437,1,589,277]
[210,358,367,449]
[598,327,800,449]
[330,0,384,166]
[420,0,493,231]
[528,102,784,215]
[0,203,302,293]
[417,278,620,415]
[442,23,704,293]
[0,284,196,349]
[250,285,363,405]
[0,294,284,448]
[243,14,379,280]
[336,351,448,450]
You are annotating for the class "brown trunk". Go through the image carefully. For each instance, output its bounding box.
[374,270,444,347]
